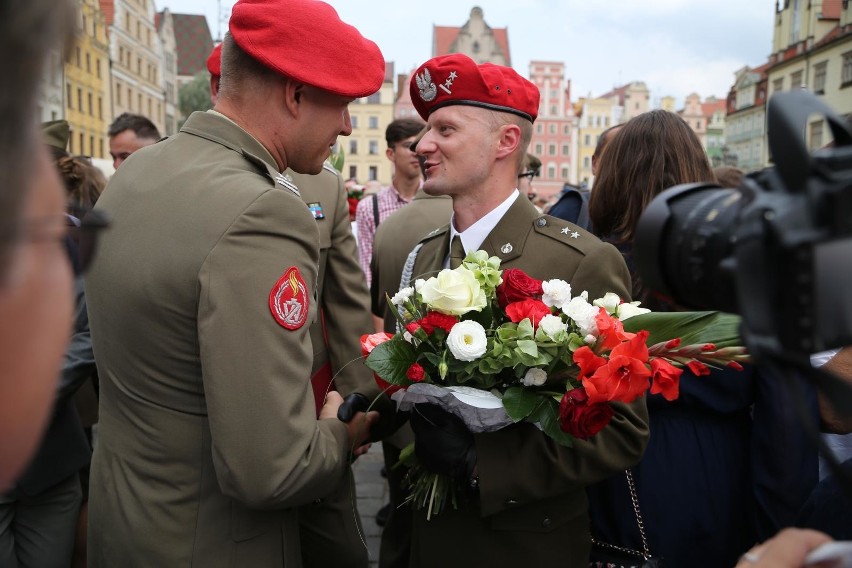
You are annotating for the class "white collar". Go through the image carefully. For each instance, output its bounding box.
[447,190,519,266]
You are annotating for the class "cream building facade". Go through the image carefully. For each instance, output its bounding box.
[343,64,396,185]
[156,9,179,136]
[575,97,618,187]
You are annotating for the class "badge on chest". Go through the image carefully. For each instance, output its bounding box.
[307,202,325,220]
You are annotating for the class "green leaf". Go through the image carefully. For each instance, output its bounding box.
[502,386,542,421]
[516,339,539,358]
[529,397,574,448]
[365,337,416,385]
[622,311,743,347]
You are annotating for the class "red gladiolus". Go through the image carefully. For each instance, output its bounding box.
[496,268,544,308]
[583,331,651,404]
[649,358,682,401]
[664,338,681,349]
[418,312,459,334]
[727,361,744,371]
[687,360,711,376]
[701,343,717,352]
[595,308,635,350]
[573,346,608,380]
[505,299,552,329]
[406,363,426,382]
[558,388,614,439]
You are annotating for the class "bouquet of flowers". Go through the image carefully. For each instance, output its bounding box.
[363,250,748,518]
[346,184,365,221]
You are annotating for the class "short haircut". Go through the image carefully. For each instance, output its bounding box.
[218,32,281,102]
[108,112,161,141]
[385,118,425,148]
[0,0,76,276]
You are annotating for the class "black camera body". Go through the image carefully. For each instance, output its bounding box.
[635,91,852,356]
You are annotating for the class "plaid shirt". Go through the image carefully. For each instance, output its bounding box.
[355,186,412,286]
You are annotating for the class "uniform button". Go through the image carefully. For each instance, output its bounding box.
[542,517,552,529]
[505,499,518,506]
[536,217,547,227]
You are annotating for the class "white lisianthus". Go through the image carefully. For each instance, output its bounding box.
[542,279,572,308]
[391,286,414,306]
[521,367,548,387]
[414,278,426,292]
[562,295,599,337]
[593,292,622,314]
[538,314,569,341]
[418,267,486,316]
[616,301,651,320]
[584,334,597,344]
[446,320,487,362]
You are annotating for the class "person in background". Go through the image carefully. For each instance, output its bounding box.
[714,165,745,188]
[355,118,425,285]
[107,112,161,169]
[399,52,647,567]
[516,152,540,198]
[586,110,819,568]
[85,1,385,565]
[0,0,77,493]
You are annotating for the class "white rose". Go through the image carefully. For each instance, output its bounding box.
[446,320,487,362]
[418,267,487,316]
[414,278,426,292]
[562,295,599,337]
[542,279,572,308]
[521,367,548,387]
[616,301,651,320]
[391,286,414,306]
[403,331,415,343]
[538,314,568,340]
[593,292,622,314]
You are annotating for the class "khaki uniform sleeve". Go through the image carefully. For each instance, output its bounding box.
[198,189,349,509]
[321,176,379,399]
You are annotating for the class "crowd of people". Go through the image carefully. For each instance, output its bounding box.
[1,0,850,567]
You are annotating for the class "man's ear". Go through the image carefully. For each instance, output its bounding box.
[283,80,303,116]
[385,147,394,161]
[495,123,521,160]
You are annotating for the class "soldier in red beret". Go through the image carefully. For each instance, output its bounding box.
[86,2,387,566]
[396,53,649,568]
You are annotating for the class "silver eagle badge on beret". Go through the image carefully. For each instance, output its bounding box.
[416,68,438,102]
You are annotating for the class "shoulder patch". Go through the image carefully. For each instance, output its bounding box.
[269,267,309,330]
[533,214,599,254]
[322,162,341,176]
[422,224,450,241]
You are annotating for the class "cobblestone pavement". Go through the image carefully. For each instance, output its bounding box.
[351,443,388,567]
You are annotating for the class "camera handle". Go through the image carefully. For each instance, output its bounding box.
[767,90,852,194]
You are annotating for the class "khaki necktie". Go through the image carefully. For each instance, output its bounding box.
[449,235,465,269]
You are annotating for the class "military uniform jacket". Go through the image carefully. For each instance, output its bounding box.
[86,111,350,567]
[406,196,650,568]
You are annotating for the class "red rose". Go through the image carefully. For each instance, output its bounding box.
[405,322,422,335]
[595,308,635,350]
[406,363,426,382]
[418,312,459,334]
[582,330,651,404]
[496,268,544,308]
[649,358,682,401]
[360,332,402,395]
[558,388,614,440]
[505,299,551,329]
[573,346,608,380]
[347,196,359,221]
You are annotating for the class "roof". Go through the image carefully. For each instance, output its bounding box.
[432,20,511,66]
[171,13,214,77]
[701,98,727,118]
[597,84,628,105]
[98,0,114,27]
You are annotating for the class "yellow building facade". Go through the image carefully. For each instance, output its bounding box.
[65,0,111,159]
[341,75,396,185]
[576,97,617,187]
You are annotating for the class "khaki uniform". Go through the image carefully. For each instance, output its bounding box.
[289,166,376,568]
[406,196,649,568]
[87,111,349,567]
[369,190,452,568]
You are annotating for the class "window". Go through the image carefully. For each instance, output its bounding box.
[368,116,379,129]
[562,144,569,156]
[548,144,556,156]
[367,92,381,104]
[77,88,83,111]
[351,116,358,129]
[369,140,379,155]
[773,77,784,93]
[79,133,85,154]
[368,166,378,181]
[536,124,543,134]
[119,46,124,66]
[99,138,104,159]
[349,140,358,154]
[137,93,142,112]
[66,83,72,107]
[534,143,543,155]
[791,70,803,89]
[549,124,556,134]
[563,125,570,135]
[813,61,827,94]
[547,165,556,179]
[550,105,557,115]
[603,117,609,127]
[349,165,357,180]
[127,88,132,109]
[584,134,590,146]
[76,46,81,67]
[89,136,95,156]
[96,58,101,78]
[842,51,852,86]
[809,119,823,150]
[88,92,93,115]
[583,156,591,169]
[561,167,569,179]
[86,53,91,72]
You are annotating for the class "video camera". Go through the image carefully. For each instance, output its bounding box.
[634,90,852,357]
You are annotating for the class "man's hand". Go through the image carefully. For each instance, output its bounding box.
[321,391,379,457]
[337,392,408,442]
[409,403,476,483]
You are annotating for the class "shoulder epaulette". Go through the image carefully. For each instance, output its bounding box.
[322,162,340,176]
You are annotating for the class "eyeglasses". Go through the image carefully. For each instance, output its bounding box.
[2,209,110,274]
[518,171,537,180]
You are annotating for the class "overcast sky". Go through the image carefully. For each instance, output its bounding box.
[159,0,776,107]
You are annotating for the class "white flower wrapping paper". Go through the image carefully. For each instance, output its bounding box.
[391,384,516,433]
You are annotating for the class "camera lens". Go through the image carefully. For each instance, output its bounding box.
[634,182,743,312]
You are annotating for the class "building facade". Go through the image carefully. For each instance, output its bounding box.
[528,61,578,198]
[432,7,510,65]
[726,64,769,172]
[344,63,396,185]
[599,81,651,124]
[66,0,111,158]
[575,97,618,187]
[156,9,179,136]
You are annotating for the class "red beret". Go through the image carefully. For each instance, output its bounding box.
[207,43,221,77]
[410,54,540,123]
[229,0,385,98]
